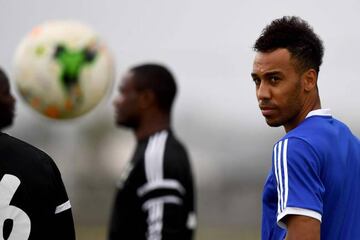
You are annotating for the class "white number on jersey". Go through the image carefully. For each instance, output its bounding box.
[0,174,31,240]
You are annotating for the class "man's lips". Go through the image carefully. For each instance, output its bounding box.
[259,106,277,116]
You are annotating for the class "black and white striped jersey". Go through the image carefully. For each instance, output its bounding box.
[0,132,75,240]
[108,129,196,240]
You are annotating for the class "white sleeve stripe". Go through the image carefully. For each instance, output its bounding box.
[283,139,289,211]
[274,139,290,214]
[137,179,186,197]
[55,200,71,214]
[145,131,168,183]
[146,201,164,240]
[155,132,167,181]
[273,143,281,214]
[187,212,197,230]
[145,135,156,182]
[151,133,161,181]
[277,207,322,229]
[277,141,284,212]
[142,196,183,211]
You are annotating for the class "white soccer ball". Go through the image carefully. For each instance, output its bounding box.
[13,20,114,119]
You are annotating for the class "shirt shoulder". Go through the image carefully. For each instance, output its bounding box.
[280,116,356,158]
[163,132,192,179]
[0,133,54,163]
[0,133,61,188]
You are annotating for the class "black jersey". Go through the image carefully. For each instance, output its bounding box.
[0,132,75,240]
[108,129,196,240]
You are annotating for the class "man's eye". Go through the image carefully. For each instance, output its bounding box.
[269,76,280,83]
[253,78,261,85]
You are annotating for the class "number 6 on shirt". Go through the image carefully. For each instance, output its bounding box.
[0,174,31,240]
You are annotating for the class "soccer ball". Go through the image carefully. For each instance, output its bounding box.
[13,20,115,119]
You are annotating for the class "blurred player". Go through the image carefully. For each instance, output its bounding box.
[0,68,76,239]
[251,16,360,239]
[109,63,196,240]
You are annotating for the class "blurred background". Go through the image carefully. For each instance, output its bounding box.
[1,0,360,239]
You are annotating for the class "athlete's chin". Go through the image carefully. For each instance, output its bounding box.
[115,117,138,129]
[264,117,283,128]
[114,114,126,126]
[0,118,14,130]
[115,119,129,128]
[115,116,127,128]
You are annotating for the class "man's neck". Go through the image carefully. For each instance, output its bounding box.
[284,96,321,133]
[134,115,171,141]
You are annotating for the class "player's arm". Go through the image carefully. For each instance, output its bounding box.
[53,205,76,240]
[139,132,195,239]
[272,138,323,237]
[139,179,190,240]
[48,159,76,240]
[284,215,320,240]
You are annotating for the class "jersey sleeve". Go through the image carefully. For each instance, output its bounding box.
[137,131,195,240]
[272,138,325,229]
[47,158,76,240]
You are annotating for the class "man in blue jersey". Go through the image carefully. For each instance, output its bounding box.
[251,16,360,239]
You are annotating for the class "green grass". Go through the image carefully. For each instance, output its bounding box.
[76,225,259,240]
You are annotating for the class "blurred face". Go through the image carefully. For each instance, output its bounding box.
[251,48,305,131]
[113,71,142,129]
[0,76,16,129]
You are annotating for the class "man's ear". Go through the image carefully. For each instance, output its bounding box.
[303,69,318,92]
[139,89,155,109]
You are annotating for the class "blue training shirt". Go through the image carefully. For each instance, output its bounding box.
[262,109,360,240]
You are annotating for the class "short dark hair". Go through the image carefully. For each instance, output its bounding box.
[254,16,324,74]
[130,63,177,113]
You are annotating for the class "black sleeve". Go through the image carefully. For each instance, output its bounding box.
[138,151,194,240]
[140,186,187,240]
[48,159,76,240]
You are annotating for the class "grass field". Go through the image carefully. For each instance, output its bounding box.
[76,225,260,240]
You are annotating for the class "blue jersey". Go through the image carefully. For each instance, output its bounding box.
[262,109,360,240]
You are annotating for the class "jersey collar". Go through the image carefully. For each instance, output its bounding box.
[305,108,332,119]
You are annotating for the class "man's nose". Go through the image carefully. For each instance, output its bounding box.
[257,81,271,101]
[112,97,119,107]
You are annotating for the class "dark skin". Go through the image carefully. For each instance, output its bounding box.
[285,215,321,240]
[251,48,320,132]
[113,71,170,140]
[0,71,16,130]
[251,48,321,239]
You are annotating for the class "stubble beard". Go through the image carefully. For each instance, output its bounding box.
[265,79,303,130]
